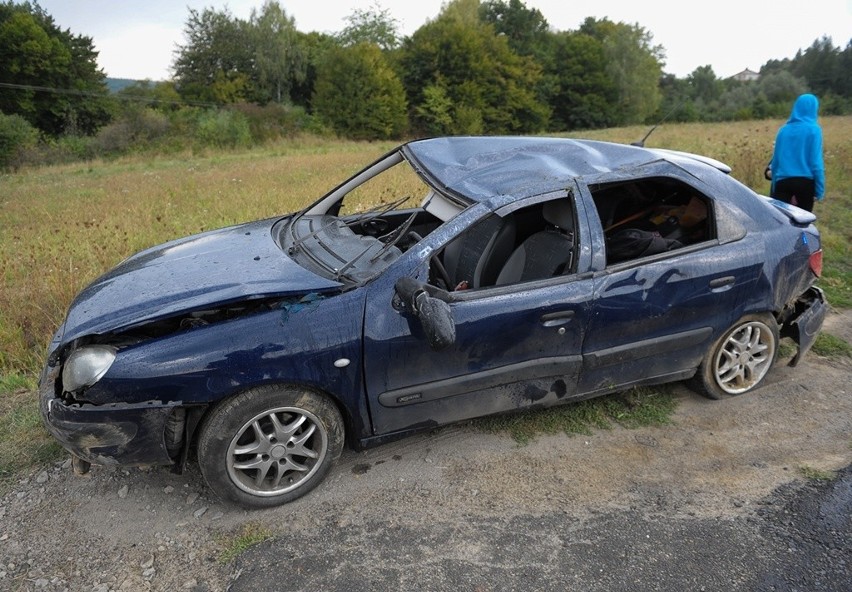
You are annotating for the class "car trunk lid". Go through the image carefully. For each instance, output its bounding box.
[760,196,817,225]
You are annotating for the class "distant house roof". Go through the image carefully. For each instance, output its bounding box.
[731,68,760,82]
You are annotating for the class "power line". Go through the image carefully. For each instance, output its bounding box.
[0,82,217,107]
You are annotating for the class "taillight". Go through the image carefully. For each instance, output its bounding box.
[809,249,823,277]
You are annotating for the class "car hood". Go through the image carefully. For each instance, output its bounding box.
[59,217,342,344]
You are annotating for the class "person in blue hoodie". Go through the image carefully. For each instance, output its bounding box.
[769,93,825,212]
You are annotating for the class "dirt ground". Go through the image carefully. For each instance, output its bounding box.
[1,310,850,592]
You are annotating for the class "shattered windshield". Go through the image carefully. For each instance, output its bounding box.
[278,154,460,286]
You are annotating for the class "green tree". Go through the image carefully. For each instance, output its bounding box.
[717,84,758,120]
[414,84,455,135]
[757,70,807,105]
[312,43,407,140]
[656,73,700,123]
[174,3,307,106]
[838,40,852,97]
[337,2,400,51]
[792,36,840,97]
[251,1,305,103]
[0,1,109,135]
[173,7,255,104]
[579,17,664,125]
[439,0,481,25]
[290,31,337,110]
[837,39,852,99]
[760,36,851,115]
[0,111,38,169]
[545,31,618,130]
[115,80,182,111]
[400,0,549,134]
[687,65,722,102]
[479,0,549,58]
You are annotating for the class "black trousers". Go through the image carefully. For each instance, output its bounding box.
[772,177,816,212]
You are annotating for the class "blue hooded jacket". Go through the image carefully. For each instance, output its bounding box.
[770,94,825,198]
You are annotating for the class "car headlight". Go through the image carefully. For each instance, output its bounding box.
[62,345,117,393]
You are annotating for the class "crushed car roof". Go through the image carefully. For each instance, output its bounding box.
[404,136,721,203]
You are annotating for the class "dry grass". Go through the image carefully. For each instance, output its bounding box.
[0,385,62,485]
[0,139,396,376]
[1,118,850,382]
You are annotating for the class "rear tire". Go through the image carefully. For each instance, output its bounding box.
[197,385,344,508]
[693,314,779,400]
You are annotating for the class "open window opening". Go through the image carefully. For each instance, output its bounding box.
[429,197,577,291]
[281,154,463,285]
[590,177,715,266]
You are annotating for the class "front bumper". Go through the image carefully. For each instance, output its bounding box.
[39,365,179,466]
[784,286,827,367]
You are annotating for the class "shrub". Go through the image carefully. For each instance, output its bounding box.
[312,43,408,140]
[0,113,39,170]
[228,103,315,143]
[94,108,170,155]
[29,134,97,167]
[415,85,455,136]
[194,109,252,148]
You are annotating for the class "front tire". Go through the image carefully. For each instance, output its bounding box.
[197,385,344,508]
[694,314,779,400]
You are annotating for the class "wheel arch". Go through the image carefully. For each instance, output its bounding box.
[178,381,357,471]
[691,312,780,400]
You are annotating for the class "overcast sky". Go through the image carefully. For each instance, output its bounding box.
[33,0,852,80]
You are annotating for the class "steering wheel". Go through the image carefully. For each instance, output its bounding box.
[359,218,390,236]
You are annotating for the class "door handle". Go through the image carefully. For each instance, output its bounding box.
[709,276,735,291]
[540,310,575,327]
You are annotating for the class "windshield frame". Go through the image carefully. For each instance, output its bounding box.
[279,147,469,288]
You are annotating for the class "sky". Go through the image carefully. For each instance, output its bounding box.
[32,0,852,81]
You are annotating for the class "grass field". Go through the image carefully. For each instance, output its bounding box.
[1,118,849,480]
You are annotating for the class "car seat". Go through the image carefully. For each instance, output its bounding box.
[495,200,575,285]
[441,215,517,289]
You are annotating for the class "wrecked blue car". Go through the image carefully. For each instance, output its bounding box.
[39,137,826,507]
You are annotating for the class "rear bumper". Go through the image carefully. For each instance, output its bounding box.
[39,365,178,466]
[784,286,827,367]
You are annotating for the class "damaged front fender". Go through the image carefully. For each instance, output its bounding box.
[39,365,181,466]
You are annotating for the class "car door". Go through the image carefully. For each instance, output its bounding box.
[576,179,764,395]
[362,195,596,436]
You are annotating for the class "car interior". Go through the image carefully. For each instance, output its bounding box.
[427,198,577,291]
[420,177,714,290]
[310,155,716,290]
[591,177,713,266]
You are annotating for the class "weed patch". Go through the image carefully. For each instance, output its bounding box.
[0,388,63,489]
[217,522,273,563]
[476,386,679,445]
[798,465,837,482]
[811,332,852,358]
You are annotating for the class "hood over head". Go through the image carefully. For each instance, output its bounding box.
[788,93,819,124]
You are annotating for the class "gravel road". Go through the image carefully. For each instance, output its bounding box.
[1,310,850,592]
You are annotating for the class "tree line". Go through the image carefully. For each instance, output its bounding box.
[1,0,850,168]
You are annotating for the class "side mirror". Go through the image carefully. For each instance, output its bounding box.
[394,278,456,351]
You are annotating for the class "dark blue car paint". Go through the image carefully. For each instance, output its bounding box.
[786,287,827,366]
[83,288,367,429]
[39,366,180,466]
[39,137,826,468]
[405,137,654,203]
[59,216,342,344]
[365,256,593,434]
